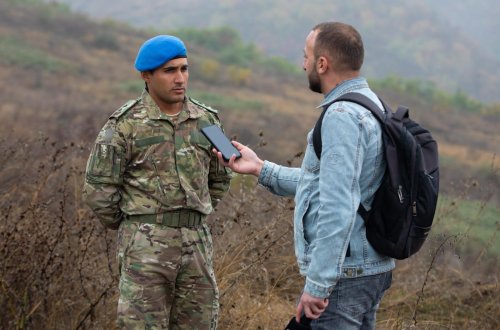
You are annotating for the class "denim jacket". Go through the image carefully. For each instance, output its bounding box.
[258,78,395,298]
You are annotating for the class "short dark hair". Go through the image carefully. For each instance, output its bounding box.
[312,22,364,72]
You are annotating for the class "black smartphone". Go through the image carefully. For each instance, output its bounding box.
[201,125,241,161]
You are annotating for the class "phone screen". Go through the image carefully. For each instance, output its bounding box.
[201,125,241,161]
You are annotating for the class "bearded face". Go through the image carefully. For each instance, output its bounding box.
[307,63,322,94]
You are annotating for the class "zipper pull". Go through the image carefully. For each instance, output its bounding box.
[412,201,417,216]
[398,185,404,204]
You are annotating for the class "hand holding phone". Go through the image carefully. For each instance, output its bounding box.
[201,125,241,162]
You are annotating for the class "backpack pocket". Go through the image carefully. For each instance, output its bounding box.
[415,167,439,229]
[405,223,432,257]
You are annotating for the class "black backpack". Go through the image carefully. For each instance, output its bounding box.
[312,92,439,260]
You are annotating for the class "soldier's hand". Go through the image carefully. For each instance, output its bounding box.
[213,141,264,177]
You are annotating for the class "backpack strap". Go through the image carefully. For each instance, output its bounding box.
[311,92,390,221]
[312,92,387,159]
[393,105,409,121]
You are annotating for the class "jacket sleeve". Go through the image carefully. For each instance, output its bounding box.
[82,119,128,229]
[207,127,232,207]
[258,161,299,196]
[207,154,232,207]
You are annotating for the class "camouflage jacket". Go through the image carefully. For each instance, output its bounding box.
[82,90,232,228]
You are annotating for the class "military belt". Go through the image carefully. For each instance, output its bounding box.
[125,210,205,228]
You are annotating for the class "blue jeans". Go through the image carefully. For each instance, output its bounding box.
[311,271,392,330]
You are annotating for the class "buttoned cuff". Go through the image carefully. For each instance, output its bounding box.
[304,277,334,299]
[257,160,276,188]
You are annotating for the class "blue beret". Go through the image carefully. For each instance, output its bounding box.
[134,35,187,71]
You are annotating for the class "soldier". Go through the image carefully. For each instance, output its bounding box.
[82,35,231,329]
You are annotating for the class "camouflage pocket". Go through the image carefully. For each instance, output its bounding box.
[190,131,211,150]
[118,271,144,302]
[199,224,214,269]
[88,143,121,178]
[117,221,138,275]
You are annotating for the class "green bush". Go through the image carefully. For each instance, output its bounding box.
[259,56,302,76]
[92,32,120,50]
[370,76,491,113]
[434,194,499,256]
[176,26,260,67]
[10,0,71,15]
[116,80,144,94]
[189,90,264,112]
[0,37,69,72]
[175,26,242,53]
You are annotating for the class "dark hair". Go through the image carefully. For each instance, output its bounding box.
[312,22,364,72]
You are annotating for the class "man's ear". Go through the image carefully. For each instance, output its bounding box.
[140,71,150,82]
[316,56,328,74]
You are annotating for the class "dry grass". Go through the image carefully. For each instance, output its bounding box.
[0,136,498,330]
[438,142,499,169]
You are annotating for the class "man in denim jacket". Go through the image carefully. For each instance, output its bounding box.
[215,22,395,329]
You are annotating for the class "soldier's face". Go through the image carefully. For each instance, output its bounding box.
[142,57,189,106]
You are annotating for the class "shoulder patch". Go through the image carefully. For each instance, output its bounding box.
[189,97,218,114]
[110,99,139,119]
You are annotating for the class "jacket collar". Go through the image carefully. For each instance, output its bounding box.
[317,77,368,109]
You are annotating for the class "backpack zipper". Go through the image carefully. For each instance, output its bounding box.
[398,185,404,203]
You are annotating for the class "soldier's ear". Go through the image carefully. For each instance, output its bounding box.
[140,71,150,82]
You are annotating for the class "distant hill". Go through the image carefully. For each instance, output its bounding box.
[423,0,500,57]
[44,0,500,103]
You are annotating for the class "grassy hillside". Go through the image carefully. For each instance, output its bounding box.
[0,1,498,329]
[45,0,500,103]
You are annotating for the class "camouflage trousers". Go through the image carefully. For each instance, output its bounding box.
[116,220,219,330]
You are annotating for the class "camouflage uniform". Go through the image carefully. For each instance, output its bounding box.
[83,90,231,329]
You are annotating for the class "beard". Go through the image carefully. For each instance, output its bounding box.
[307,67,322,94]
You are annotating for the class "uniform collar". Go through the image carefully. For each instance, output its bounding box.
[140,90,204,121]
